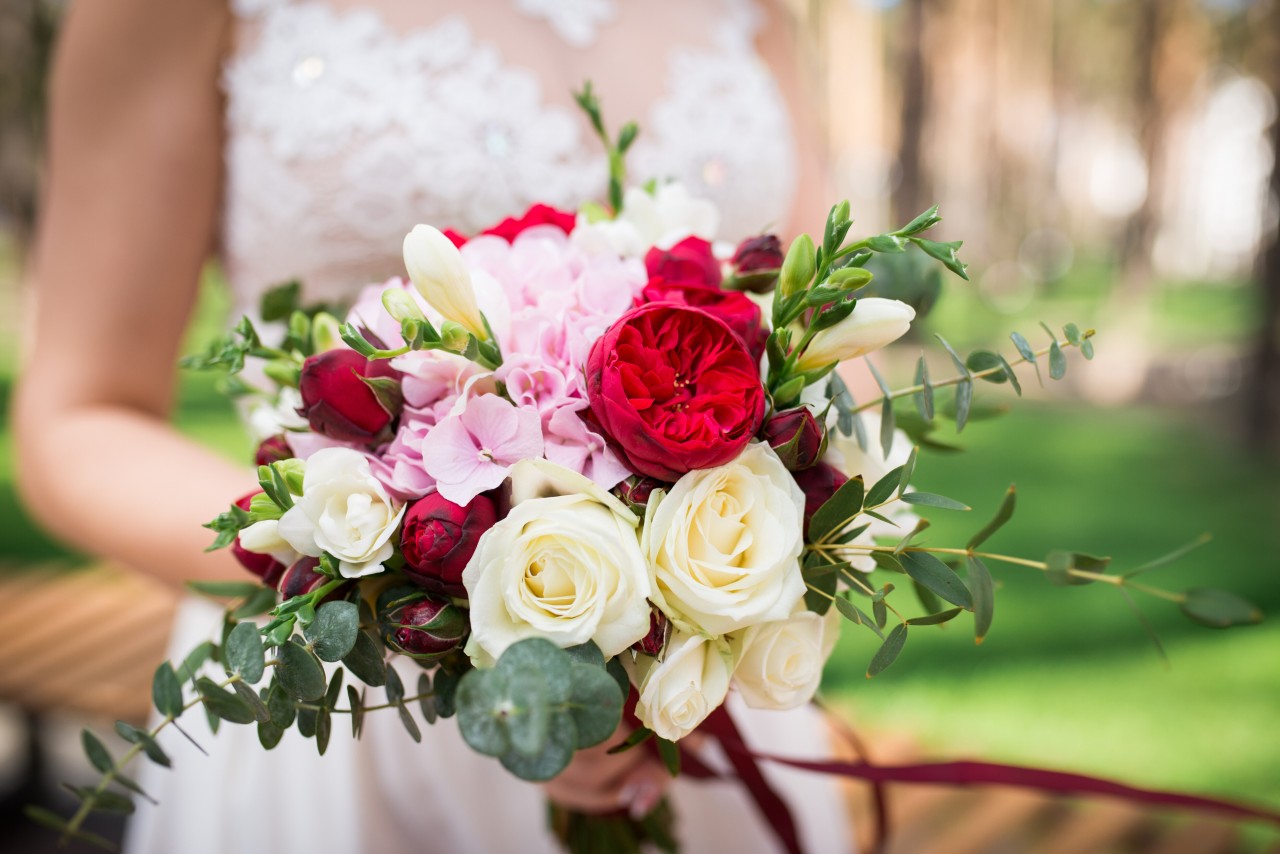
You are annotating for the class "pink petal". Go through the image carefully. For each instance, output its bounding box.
[461,394,519,448]
[420,415,482,485]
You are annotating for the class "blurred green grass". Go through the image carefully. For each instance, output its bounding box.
[2,269,1276,812]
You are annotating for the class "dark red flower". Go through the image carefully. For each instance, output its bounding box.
[631,608,669,656]
[442,228,469,248]
[377,586,468,662]
[276,556,328,599]
[254,434,294,467]
[792,463,849,537]
[586,303,766,480]
[481,203,577,242]
[297,349,401,444]
[638,278,765,362]
[644,236,721,287]
[400,492,497,598]
[231,491,286,586]
[762,408,828,471]
[732,234,784,273]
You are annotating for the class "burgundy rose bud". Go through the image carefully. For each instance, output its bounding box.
[231,491,286,586]
[792,463,849,537]
[644,236,722,287]
[297,348,402,443]
[276,556,328,599]
[400,492,497,597]
[614,476,666,511]
[730,234,784,293]
[763,408,828,471]
[442,228,469,248]
[377,586,469,662]
[631,608,669,657]
[254,434,294,467]
[637,278,765,362]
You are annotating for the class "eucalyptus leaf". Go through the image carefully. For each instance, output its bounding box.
[316,708,334,754]
[656,737,681,777]
[342,630,387,687]
[152,662,184,718]
[865,466,906,509]
[225,621,265,684]
[384,661,405,705]
[196,677,256,725]
[1049,341,1067,380]
[954,378,974,433]
[25,806,117,851]
[914,356,934,421]
[278,639,327,700]
[809,475,864,542]
[907,608,964,626]
[966,556,995,644]
[900,492,970,511]
[232,681,272,723]
[258,720,284,750]
[418,672,438,725]
[899,551,972,609]
[499,710,577,782]
[186,580,262,599]
[867,624,908,677]
[1180,589,1262,628]
[115,722,170,768]
[966,350,1007,383]
[564,641,606,670]
[567,663,625,749]
[456,670,513,757]
[968,486,1016,550]
[65,785,135,815]
[82,729,113,774]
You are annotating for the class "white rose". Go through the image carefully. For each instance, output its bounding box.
[632,630,732,742]
[642,443,806,636]
[276,448,405,578]
[825,410,918,571]
[462,460,652,664]
[731,608,841,710]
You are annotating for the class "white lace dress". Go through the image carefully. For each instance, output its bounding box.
[124,1,852,851]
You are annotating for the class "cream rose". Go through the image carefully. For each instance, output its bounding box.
[731,608,841,710]
[276,448,405,579]
[642,442,806,636]
[632,630,732,742]
[462,460,652,664]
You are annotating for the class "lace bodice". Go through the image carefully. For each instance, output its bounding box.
[220,0,798,317]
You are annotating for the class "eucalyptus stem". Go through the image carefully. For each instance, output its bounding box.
[296,690,432,715]
[62,674,244,844]
[851,331,1096,415]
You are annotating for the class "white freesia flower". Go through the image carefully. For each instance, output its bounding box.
[642,443,806,636]
[403,224,488,339]
[731,608,841,710]
[236,519,298,567]
[795,298,915,371]
[245,387,307,442]
[826,410,918,571]
[632,630,732,742]
[276,448,405,578]
[571,182,719,257]
[462,460,652,664]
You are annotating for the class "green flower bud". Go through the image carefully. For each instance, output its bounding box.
[311,311,344,353]
[779,234,816,298]
[439,321,471,354]
[827,267,874,289]
[382,288,426,325]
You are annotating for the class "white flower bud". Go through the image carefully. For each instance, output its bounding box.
[795,298,915,371]
[402,225,487,339]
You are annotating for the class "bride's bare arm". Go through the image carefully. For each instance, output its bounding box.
[13,0,249,588]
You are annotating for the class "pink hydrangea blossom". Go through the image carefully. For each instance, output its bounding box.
[420,394,544,505]
[368,410,437,502]
[543,403,632,490]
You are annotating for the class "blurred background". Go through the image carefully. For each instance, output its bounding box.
[1,0,1277,850]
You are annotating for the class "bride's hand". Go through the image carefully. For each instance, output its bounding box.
[542,721,671,818]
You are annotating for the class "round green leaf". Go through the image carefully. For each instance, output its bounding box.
[499,710,577,782]
[196,677,256,724]
[567,663,624,749]
[225,621,266,684]
[495,638,572,704]
[306,600,360,662]
[341,630,387,687]
[152,662,184,718]
[966,350,1008,383]
[503,669,551,758]
[456,670,513,757]
[1180,588,1262,628]
[277,639,327,700]
[564,641,605,669]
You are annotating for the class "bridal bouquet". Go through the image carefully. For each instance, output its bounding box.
[38,88,1271,853]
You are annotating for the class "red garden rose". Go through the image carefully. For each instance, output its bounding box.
[762,408,828,471]
[638,277,766,362]
[297,348,401,444]
[231,491,286,586]
[586,303,766,480]
[481,203,577,242]
[400,492,497,597]
[644,236,721,287]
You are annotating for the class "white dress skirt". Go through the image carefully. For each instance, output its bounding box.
[126,0,854,850]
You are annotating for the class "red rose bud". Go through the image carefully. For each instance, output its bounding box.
[730,235,784,293]
[377,586,468,662]
[763,408,828,471]
[586,304,766,481]
[231,491,286,586]
[400,492,497,597]
[644,236,722,287]
[792,463,848,537]
[481,203,577,242]
[276,556,328,599]
[442,228,468,248]
[614,476,666,511]
[254,434,294,467]
[632,608,669,656]
[297,348,402,443]
[732,234,784,273]
[638,279,764,361]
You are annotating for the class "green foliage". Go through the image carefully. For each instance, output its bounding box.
[456,638,626,782]
[305,600,360,662]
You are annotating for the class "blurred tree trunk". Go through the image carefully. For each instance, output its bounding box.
[892,0,931,227]
[1244,8,1280,452]
[0,0,59,246]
